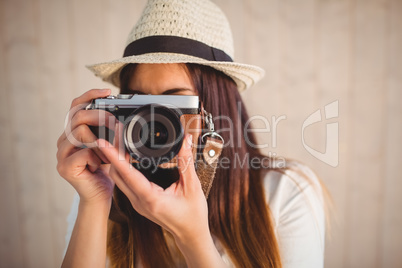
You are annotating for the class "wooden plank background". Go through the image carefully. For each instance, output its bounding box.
[0,0,401,267]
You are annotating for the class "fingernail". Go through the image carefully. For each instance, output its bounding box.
[100,88,110,93]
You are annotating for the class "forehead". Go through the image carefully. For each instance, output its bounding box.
[128,63,195,95]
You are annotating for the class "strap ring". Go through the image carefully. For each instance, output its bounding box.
[201,131,224,144]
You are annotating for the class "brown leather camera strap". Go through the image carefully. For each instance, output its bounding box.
[196,136,224,198]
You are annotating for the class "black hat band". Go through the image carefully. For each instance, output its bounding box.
[123,35,233,62]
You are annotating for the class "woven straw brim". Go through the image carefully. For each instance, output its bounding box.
[86,53,265,92]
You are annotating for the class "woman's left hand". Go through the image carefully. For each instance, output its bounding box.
[96,133,209,243]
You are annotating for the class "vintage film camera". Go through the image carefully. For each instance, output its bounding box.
[87,94,221,167]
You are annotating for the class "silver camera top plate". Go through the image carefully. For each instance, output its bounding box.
[92,94,199,110]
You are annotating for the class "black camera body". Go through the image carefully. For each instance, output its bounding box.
[87,94,202,166]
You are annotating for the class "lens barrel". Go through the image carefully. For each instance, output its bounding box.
[124,104,184,166]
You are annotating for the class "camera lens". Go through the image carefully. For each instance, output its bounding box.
[124,104,184,165]
[140,121,169,147]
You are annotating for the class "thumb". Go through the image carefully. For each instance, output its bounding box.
[177,134,197,183]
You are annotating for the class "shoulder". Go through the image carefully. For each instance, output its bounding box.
[262,160,326,268]
[262,160,324,212]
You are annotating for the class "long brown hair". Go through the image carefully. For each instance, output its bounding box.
[107,63,283,267]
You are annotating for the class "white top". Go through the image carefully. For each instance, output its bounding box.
[64,161,325,267]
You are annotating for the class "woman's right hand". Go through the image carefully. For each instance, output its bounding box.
[56,89,116,205]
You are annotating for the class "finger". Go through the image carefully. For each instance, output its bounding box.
[57,148,102,179]
[69,109,117,138]
[70,148,102,174]
[67,89,112,126]
[59,89,112,148]
[70,88,111,109]
[57,124,109,163]
[112,120,126,159]
[62,109,117,162]
[58,104,87,150]
[57,132,67,149]
[108,165,137,203]
[99,163,111,175]
[96,139,151,195]
[177,134,198,186]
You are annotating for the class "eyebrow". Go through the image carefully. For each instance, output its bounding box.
[123,88,193,95]
[161,88,193,95]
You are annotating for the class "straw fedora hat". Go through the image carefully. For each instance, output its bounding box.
[86,0,265,91]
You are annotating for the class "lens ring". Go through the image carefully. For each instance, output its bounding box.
[124,104,184,164]
[132,113,177,155]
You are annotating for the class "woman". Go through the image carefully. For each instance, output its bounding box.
[57,0,328,267]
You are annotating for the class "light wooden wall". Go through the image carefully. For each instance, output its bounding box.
[0,0,401,267]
